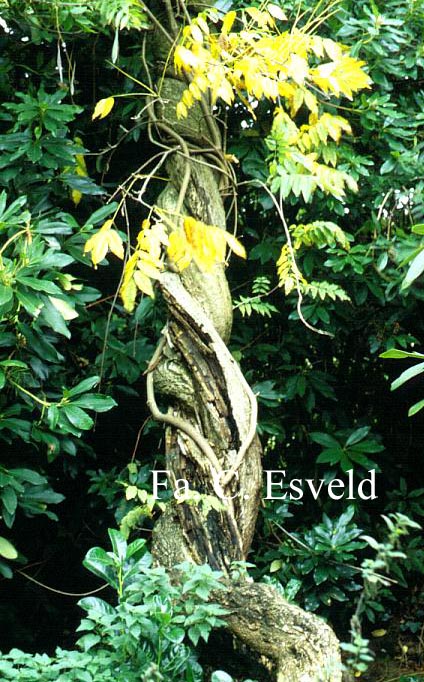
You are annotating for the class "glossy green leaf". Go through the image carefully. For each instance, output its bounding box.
[391,361,424,391]
[0,536,18,560]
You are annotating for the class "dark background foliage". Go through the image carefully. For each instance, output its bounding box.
[0,0,423,675]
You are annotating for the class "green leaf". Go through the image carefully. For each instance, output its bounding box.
[316,447,343,464]
[126,538,147,560]
[0,536,17,560]
[77,633,101,652]
[401,248,424,289]
[380,349,424,360]
[67,376,100,397]
[71,394,116,412]
[16,276,62,295]
[83,548,117,586]
[16,289,42,316]
[408,399,424,417]
[84,202,118,227]
[61,405,94,430]
[269,559,282,573]
[391,361,424,391]
[310,432,341,448]
[345,426,370,447]
[10,468,46,485]
[108,528,127,560]
[2,487,18,515]
[211,672,233,682]
[0,284,13,306]
[39,298,71,338]
[78,596,115,616]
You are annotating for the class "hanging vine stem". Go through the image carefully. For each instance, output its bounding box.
[153,120,191,218]
[145,334,222,476]
[16,569,108,597]
[245,179,334,339]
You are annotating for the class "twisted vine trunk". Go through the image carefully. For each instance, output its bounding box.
[145,3,342,680]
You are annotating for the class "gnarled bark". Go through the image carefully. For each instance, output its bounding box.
[145,4,342,679]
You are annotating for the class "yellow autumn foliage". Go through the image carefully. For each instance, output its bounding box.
[174,7,371,119]
[167,216,246,272]
[84,219,124,267]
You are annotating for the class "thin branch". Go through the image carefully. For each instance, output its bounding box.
[245,179,334,338]
[17,569,108,597]
[142,2,174,44]
[145,333,223,475]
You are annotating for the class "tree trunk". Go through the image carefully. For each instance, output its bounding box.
[145,3,342,679]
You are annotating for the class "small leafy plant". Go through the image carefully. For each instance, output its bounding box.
[0,529,230,681]
[263,506,366,612]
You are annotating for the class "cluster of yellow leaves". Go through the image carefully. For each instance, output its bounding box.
[277,221,350,296]
[174,6,371,119]
[168,216,246,272]
[84,219,124,267]
[84,213,247,311]
[120,218,167,311]
[277,244,306,295]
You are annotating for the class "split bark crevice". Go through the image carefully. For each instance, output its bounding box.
[144,5,343,678]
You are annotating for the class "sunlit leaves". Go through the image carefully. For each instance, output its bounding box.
[277,244,305,295]
[120,219,166,311]
[118,214,246,310]
[92,96,115,120]
[167,217,246,272]
[311,57,371,100]
[174,7,371,120]
[84,219,124,266]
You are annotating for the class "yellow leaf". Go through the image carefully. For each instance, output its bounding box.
[83,220,123,266]
[189,81,202,100]
[133,270,155,298]
[100,219,114,232]
[191,23,203,43]
[167,231,192,271]
[371,629,387,638]
[174,45,200,71]
[176,101,188,119]
[197,17,209,35]
[311,57,371,100]
[217,78,235,105]
[287,54,309,86]
[92,96,115,121]
[120,253,138,311]
[84,231,109,267]
[268,4,287,21]
[0,536,17,560]
[71,189,82,206]
[222,10,236,35]
[323,38,342,61]
[303,90,318,114]
[107,228,124,260]
[137,252,162,280]
[224,232,246,259]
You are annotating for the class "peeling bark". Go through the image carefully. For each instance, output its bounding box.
[145,4,342,678]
